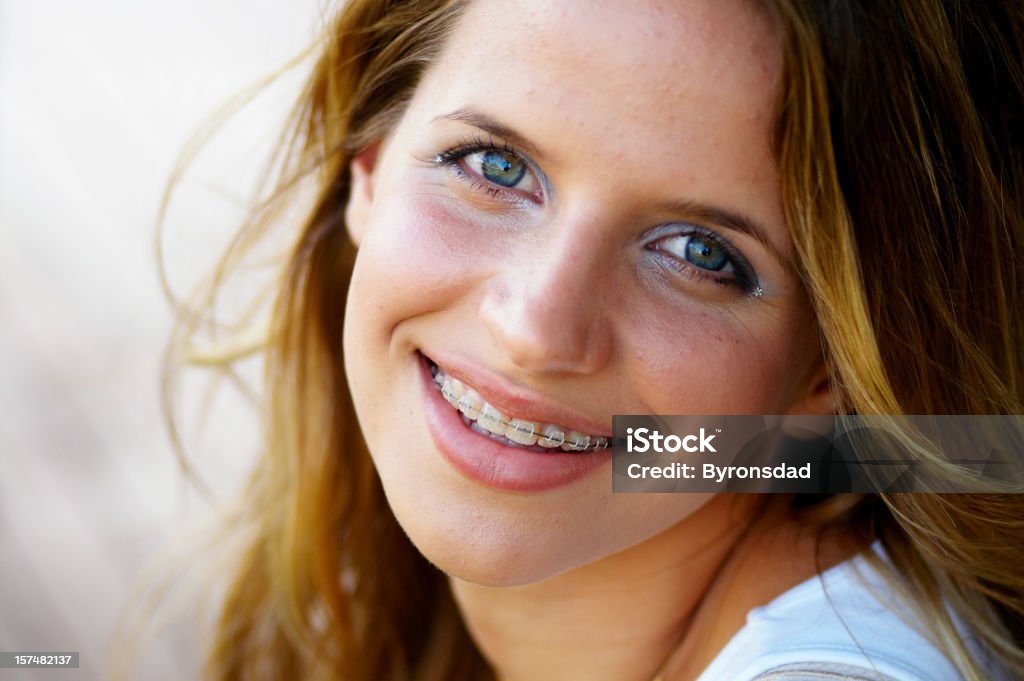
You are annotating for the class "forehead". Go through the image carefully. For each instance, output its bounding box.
[457,0,780,83]
[435,1,779,143]
[419,0,785,220]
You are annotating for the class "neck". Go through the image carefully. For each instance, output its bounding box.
[450,495,770,681]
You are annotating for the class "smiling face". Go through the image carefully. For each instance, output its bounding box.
[342,0,828,585]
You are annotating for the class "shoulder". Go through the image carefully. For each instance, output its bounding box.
[750,662,903,680]
[694,547,965,681]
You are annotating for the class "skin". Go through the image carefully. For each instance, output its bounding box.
[343,0,841,678]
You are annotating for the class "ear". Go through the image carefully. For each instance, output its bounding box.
[784,360,837,416]
[344,143,381,247]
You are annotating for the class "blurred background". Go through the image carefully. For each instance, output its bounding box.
[0,1,323,678]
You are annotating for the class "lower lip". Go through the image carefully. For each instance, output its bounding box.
[418,355,612,493]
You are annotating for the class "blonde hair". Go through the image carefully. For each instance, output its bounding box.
[773,3,1024,678]
[162,1,1024,679]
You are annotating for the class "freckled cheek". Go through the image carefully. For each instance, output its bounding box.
[625,309,799,413]
[351,192,512,321]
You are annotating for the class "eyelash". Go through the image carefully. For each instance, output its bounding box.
[434,138,760,296]
[434,135,542,206]
[646,227,759,295]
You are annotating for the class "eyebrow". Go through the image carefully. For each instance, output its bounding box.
[433,107,547,159]
[434,107,791,270]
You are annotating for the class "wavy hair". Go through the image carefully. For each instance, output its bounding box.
[161,1,1024,679]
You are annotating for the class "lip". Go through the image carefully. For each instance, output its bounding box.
[423,350,614,437]
[417,353,612,492]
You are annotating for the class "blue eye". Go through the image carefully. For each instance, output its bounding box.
[649,228,759,294]
[460,148,539,195]
[477,150,526,187]
[683,234,729,271]
[436,140,541,200]
[660,233,735,274]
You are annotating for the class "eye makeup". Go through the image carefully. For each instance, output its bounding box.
[434,135,544,205]
[645,224,761,295]
[430,135,764,298]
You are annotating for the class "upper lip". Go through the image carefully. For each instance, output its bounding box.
[422,350,614,437]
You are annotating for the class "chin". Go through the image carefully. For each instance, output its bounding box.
[383,487,579,587]
[380,476,709,588]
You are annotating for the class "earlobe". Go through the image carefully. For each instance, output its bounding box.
[344,143,381,247]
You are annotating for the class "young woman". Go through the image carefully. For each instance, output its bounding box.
[167,0,1024,679]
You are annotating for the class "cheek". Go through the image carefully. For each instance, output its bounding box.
[624,304,810,413]
[356,201,467,310]
[343,193,458,417]
[347,185,516,334]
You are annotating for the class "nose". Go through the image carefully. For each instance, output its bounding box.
[479,213,614,375]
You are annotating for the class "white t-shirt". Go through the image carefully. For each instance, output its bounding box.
[694,546,1003,681]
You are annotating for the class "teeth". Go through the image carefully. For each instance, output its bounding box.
[457,389,483,420]
[440,377,465,407]
[432,367,606,452]
[505,419,539,446]
[478,404,507,435]
[562,431,591,452]
[537,425,565,448]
